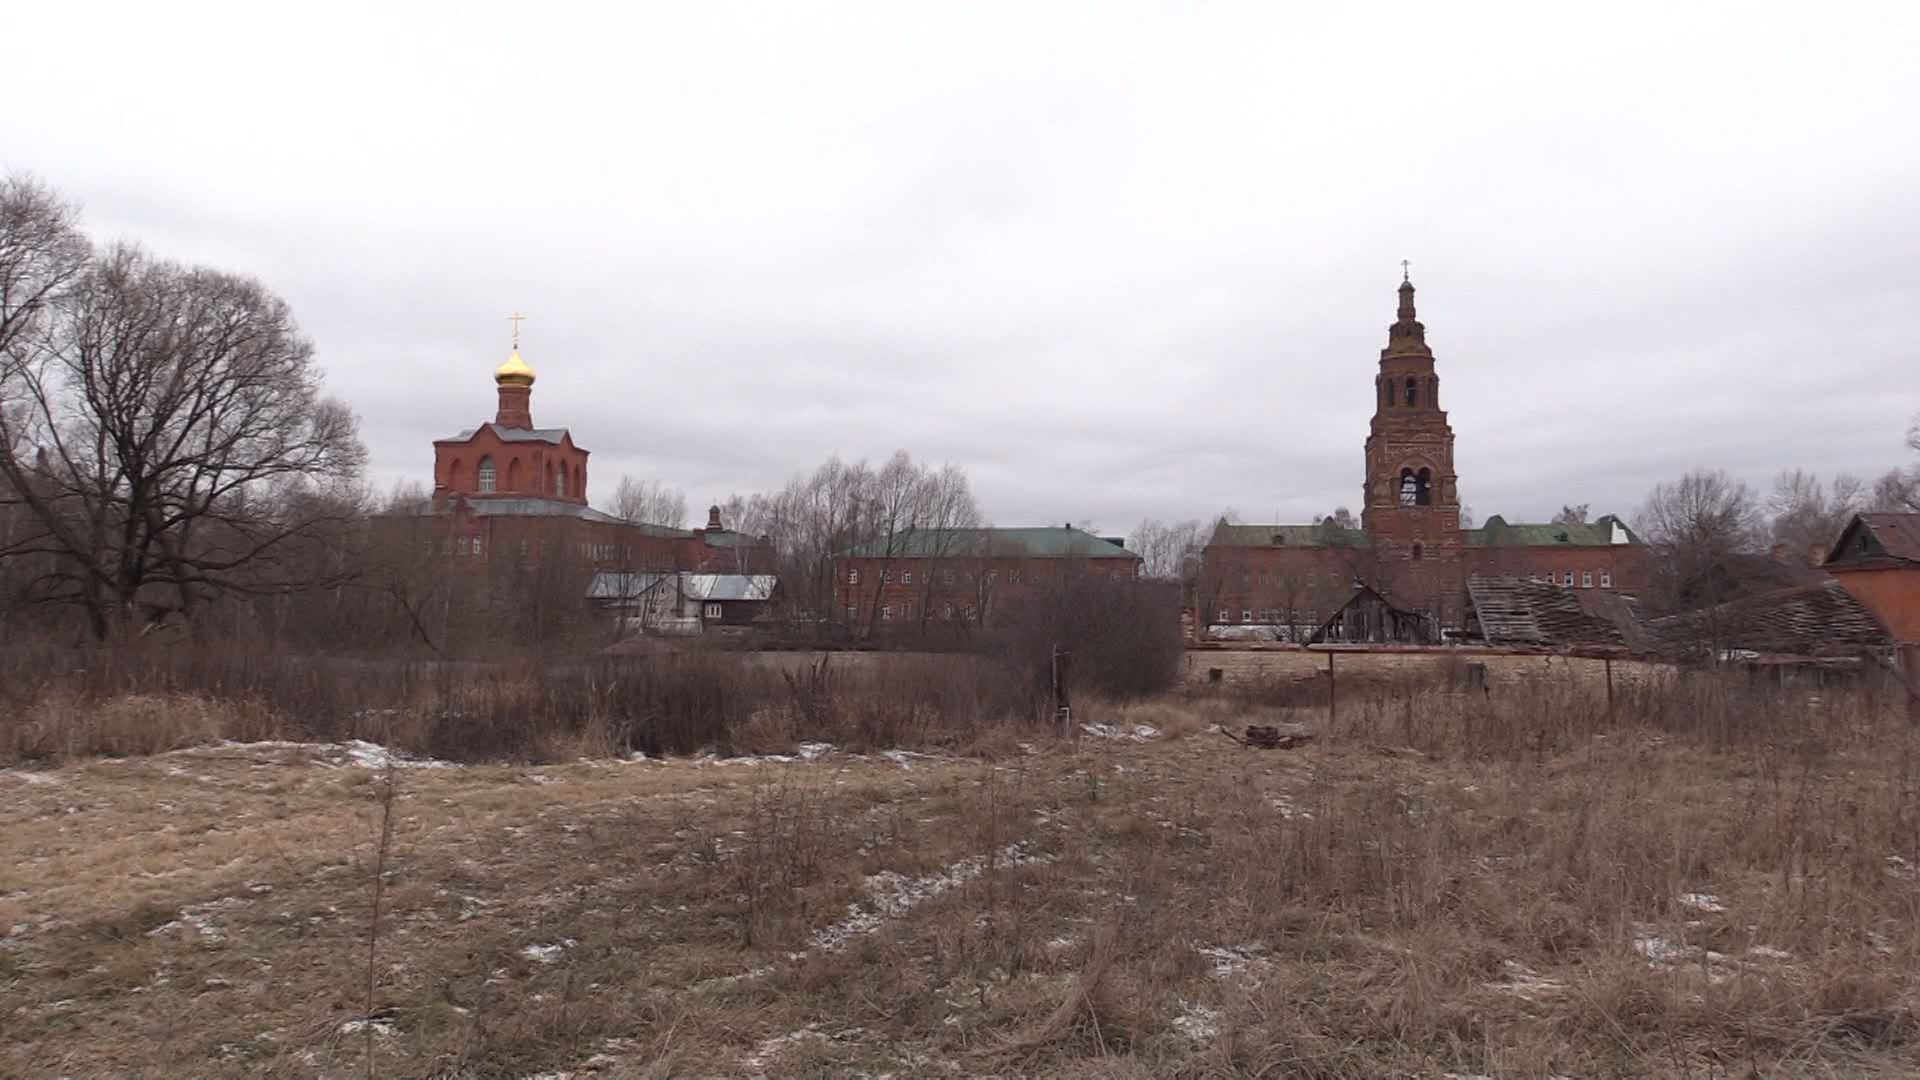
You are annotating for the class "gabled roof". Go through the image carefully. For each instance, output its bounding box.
[1465,575,1642,652]
[840,526,1137,560]
[1467,514,1638,548]
[1208,523,1372,549]
[1644,580,1893,658]
[436,423,575,446]
[1825,512,1920,568]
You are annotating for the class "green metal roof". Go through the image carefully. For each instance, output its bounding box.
[840,526,1137,560]
[1209,522,1373,549]
[1467,515,1639,548]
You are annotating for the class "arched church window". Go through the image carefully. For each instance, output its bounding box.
[1416,467,1433,506]
[1382,380,1392,409]
[554,462,567,498]
[1411,542,1423,561]
[1405,377,1418,407]
[507,457,523,491]
[448,460,465,491]
[477,456,496,494]
[1400,469,1418,507]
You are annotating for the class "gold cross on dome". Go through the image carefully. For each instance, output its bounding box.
[507,310,527,350]
[1401,259,1411,282]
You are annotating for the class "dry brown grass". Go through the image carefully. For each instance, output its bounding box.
[2,672,1917,1078]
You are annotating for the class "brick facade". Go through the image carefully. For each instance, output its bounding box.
[834,527,1141,631]
[1196,277,1649,638]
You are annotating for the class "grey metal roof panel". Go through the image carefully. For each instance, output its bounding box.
[438,423,572,445]
[465,499,625,524]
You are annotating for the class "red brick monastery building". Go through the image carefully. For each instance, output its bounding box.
[1197,275,1649,640]
[386,325,767,577]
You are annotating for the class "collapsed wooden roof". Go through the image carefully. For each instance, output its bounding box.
[1466,575,1893,660]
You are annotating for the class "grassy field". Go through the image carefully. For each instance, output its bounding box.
[2,680,1918,1079]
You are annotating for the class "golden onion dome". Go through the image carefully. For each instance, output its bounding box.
[494,349,536,387]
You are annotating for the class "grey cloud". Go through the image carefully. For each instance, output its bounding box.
[6,2,1917,533]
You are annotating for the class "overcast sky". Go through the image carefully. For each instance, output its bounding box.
[6,2,1918,532]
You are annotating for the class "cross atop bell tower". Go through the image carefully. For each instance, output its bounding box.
[1361,271,1460,548]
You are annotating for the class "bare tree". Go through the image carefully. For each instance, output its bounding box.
[1870,412,1920,513]
[1768,468,1864,562]
[1552,503,1591,525]
[609,475,687,528]
[1637,468,1766,618]
[0,177,366,638]
[1128,517,1204,580]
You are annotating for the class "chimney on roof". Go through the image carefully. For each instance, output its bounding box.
[707,504,723,530]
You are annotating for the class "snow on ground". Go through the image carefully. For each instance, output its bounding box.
[1484,960,1566,999]
[808,842,1045,953]
[146,897,250,942]
[1677,892,1725,913]
[0,769,61,785]
[1172,1000,1221,1041]
[519,940,576,964]
[1197,943,1270,982]
[1080,723,1161,742]
[740,1025,865,1075]
[338,1018,396,1037]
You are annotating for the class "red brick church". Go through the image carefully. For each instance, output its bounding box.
[382,323,769,579]
[1196,274,1649,640]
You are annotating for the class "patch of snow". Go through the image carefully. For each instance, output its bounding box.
[194,738,457,770]
[1198,943,1269,981]
[147,896,248,942]
[1748,944,1793,961]
[338,1018,396,1037]
[1268,796,1313,820]
[0,769,61,785]
[1079,723,1160,741]
[878,748,944,768]
[737,1022,829,1068]
[1484,960,1565,999]
[796,742,834,760]
[1632,924,1742,982]
[520,939,577,964]
[809,842,1046,953]
[694,965,774,992]
[1172,1000,1221,1041]
[1677,892,1725,913]
[1631,930,1693,965]
[1886,855,1918,882]
[521,773,561,785]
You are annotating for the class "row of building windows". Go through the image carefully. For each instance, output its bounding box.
[465,455,571,498]
[1221,608,1322,625]
[426,537,624,561]
[852,602,981,622]
[1538,569,1610,588]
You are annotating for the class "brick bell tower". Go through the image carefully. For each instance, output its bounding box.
[1361,267,1462,560]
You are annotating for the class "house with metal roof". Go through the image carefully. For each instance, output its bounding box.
[590,571,780,637]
